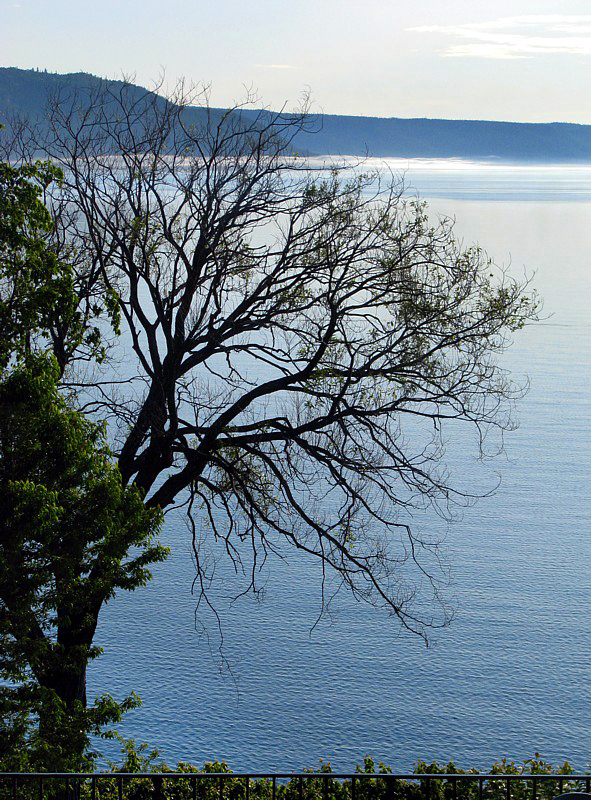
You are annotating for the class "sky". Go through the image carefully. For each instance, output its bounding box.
[3,0,591,123]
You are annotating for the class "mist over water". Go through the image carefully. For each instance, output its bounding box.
[92,162,591,772]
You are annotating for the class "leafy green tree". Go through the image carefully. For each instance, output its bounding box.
[0,158,120,374]
[0,160,166,770]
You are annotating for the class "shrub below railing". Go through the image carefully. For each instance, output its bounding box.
[1,753,588,800]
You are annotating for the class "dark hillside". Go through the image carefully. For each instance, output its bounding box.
[0,68,161,119]
[293,113,591,161]
[2,68,591,162]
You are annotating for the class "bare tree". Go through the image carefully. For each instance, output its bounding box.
[26,78,538,641]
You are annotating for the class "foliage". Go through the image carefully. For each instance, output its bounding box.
[0,159,64,367]
[0,749,584,800]
[0,355,165,770]
[0,159,118,373]
[0,160,166,770]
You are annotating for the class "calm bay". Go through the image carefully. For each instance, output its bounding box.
[92,160,591,772]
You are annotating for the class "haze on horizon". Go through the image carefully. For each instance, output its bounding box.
[2,0,591,125]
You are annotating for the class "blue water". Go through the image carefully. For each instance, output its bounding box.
[91,162,591,773]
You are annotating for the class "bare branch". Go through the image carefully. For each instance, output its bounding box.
[16,77,539,642]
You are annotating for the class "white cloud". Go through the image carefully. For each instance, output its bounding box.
[409,15,591,59]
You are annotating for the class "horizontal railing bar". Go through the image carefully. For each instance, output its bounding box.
[1,773,590,779]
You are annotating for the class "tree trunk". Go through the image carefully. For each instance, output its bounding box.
[36,663,90,773]
[44,665,88,709]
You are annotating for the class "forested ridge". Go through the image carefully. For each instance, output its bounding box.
[3,67,591,162]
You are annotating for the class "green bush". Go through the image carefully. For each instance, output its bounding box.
[0,744,587,800]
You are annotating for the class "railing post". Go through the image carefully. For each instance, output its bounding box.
[153,776,165,800]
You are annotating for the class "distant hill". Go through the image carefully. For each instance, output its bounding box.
[0,67,172,123]
[289,114,591,162]
[3,67,591,162]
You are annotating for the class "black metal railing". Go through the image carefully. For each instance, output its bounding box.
[1,772,591,800]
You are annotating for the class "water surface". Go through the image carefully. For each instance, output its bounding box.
[92,161,591,772]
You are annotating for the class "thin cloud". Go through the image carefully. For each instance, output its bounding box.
[409,15,591,59]
[254,64,298,70]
